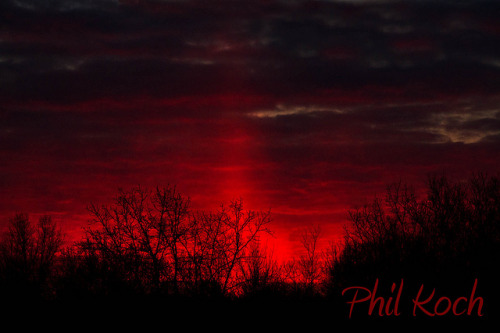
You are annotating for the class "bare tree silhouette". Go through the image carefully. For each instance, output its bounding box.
[0,214,63,300]
[178,198,274,296]
[281,226,326,297]
[298,226,323,291]
[327,173,500,316]
[238,240,283,297]
[75,186,272,298]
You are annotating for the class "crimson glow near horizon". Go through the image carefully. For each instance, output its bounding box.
[1,0,500,259]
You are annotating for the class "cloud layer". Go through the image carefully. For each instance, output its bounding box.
[1,0,500,257]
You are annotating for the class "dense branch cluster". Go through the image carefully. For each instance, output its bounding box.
[78,187,274,296]
[329,173,500,296]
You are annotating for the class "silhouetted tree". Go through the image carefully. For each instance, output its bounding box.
[281,226,326,297]
[327,173,500,306]
[298,226,323,291]
[179,199,273,296]
[81,186,272,297]
[0,214,63,300]
[82,186,190,294]
[238,240,283,297]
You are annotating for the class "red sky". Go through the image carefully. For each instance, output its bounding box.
[1,0,500,260]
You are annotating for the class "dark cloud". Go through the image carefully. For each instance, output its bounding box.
[1,0,499,257]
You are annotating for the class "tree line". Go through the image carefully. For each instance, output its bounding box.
[1,173,499,318]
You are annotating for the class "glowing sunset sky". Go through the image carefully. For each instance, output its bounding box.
[1,0,500,258]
